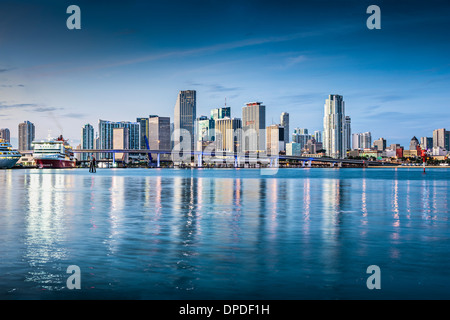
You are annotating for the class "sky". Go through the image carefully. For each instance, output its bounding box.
[1,0,450,148]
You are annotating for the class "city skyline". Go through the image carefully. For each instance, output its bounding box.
[1,1,450,148]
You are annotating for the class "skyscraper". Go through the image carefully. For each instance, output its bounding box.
[323,94,346,159]
[242,102,266,152]
[98,120,139,159]
[81,124,94,161]
[280,112,289,144]
[420,137,433,150]
[137,117,149,150]
[344,116,351,152]
[174,90,196,152]
[266,124,285,155]
[148,116,171,153]
[433,128,450,150]
[18,121,35,151]
[373,137,387,151]
[211,107,230,120]
[314,130,322,143]
[0,128,10,143]
[352,132,372,150]
[292,128,311,151]
[215,117,242,153]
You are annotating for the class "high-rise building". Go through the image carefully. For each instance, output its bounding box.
[242,102,266,152]
[98,120,139,159]
[420,137,433,150]
[81,124,94,161]
[215,117,242,153]
[18,121,35,151]
[352,132,372,150]
[280,112,289,144]
[323,94,347,158]
[305,137,323,154]
[433,128,450,151]
[195,116,215,151]
[113,127,129,163]
[292,128,311,151]
[409,136,420,151]
[286,142,302,156]
[174,90,196,152]
[344,116,351,152]
[314,130,322,143]
[137,117,149,150]
[373,137,387,151]
[266,124,285,156]
[211,107,230,120]
[0,128,10,143]
[148,116,171,155]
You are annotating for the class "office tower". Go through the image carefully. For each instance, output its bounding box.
[211,107,231,120]
[0,128,10,143]
[409,136,420,151]
[18,121,35,151]
[286,142,302,156]
[113,127,129,163]
[98,120,139,159]
[280,112,289,144]
[266,124,285,156]
[242,102,266,152]
[373,137,387,151]
[433,128,450,150]
[137,117,149,149]
[215,117,242,153]
[196,116,215,151]
[420,137,433,150]
[352,132,372,150]
[174,90,196,151]
[292,128,312,151]
[323,94,346,158]
[314,130,322,143]
[148,116,171,153]
[81,124,94,161]
[344,116,351,152]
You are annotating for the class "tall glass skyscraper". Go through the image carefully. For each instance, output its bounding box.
[242,102,266,152]
[211,107,230,120]
[280,112,289,144]
[18,121,35,151]
[98,120,139,159]
[81,124,94,161]
[174,90,196,151]
[323,94,347,159]
[0,128,10,143]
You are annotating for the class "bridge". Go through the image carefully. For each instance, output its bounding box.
[73,149,392,168]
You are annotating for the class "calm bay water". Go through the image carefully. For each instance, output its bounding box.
[1,168,449,300]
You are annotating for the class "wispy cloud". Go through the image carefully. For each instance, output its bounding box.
[0,84,25,88]
[0,67,15,73]
[0,101,63,113]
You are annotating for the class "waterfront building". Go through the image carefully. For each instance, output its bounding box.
[280,112,289,144]
[409,136,420,151]
[420,137,433,151]
[137,117,149,150]
[211,107,230,120]
[0,128,10,143]
[81,124,94,161]
[242,102,266,152]
[18,121,35,152]
[286,142,302,156]
[148,116,171,160]
[323,94,347,158]
[113,127,129,163]
[292,128,311,151]
[266,124,285,156]
[373,137,387,151]
[433,128,450,151]
[98,119,139,159]
[174,90,196,152]
[215,117,242,153]
[344,116,351,152]
[352,132,372,150]
[305,137,323,154]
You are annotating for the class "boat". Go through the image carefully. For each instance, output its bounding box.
[32,135,76,168]
[0,139,21,169]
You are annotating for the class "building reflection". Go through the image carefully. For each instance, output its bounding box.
[23,171,69,291]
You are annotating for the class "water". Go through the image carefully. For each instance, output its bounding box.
[1,168,449,300]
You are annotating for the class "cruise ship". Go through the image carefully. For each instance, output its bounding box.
[0,139,21,169]
[32,135,76,168]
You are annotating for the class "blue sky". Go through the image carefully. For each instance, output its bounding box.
[1,0,450,148]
